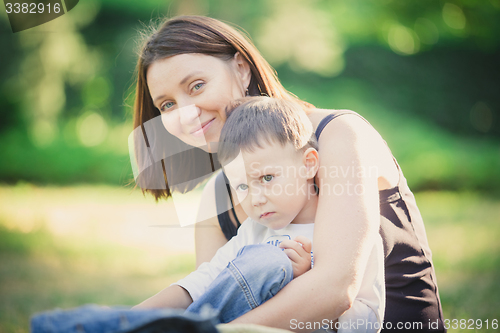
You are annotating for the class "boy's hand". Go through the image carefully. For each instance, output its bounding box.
[279,236,312,278]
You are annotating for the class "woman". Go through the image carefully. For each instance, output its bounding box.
[133,15,445,332]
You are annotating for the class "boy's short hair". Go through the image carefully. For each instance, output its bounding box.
[218,96,318,165]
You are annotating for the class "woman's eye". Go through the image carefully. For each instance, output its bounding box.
[262,175,273,183]
[160,101,175,113]
[192,82,204,92]
[237,184,248,191]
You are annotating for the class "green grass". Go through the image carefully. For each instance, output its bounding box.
[416,191,500,329]
[0,186,499,332]
[0,224,195,333]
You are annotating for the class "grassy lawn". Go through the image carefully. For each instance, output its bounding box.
[417,191,500,331]
[0,185,499,332]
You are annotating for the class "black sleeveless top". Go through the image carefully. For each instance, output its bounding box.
[216,110,445,332]
[214,172,241,240]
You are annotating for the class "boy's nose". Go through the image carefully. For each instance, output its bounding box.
[251,188,267,207]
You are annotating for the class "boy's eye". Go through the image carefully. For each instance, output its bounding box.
[160,101,175,113]
[236,184,248,191]
[262,175,273,183]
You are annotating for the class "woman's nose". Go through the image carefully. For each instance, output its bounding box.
[251,187,267,207]
[178,104,201,125]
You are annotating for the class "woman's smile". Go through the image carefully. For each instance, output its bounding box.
[191,118,215,137]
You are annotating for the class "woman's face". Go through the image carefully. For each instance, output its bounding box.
[147,53,251,151]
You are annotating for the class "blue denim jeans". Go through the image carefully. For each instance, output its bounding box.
[30,244,292,332]
[31,305,218,333]
[186,243,293,324]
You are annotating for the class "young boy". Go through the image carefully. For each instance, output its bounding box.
[136,97,385,333]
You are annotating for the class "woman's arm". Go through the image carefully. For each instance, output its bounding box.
[195,171,249,267]
[232,114,385,332]
[195,173,229,268]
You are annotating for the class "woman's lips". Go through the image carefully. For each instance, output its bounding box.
[191,118,215,137]
[260,212,275,219]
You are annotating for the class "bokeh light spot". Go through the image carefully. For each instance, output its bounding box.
[443,3,466,30]
[388,25,420,55]
[30,120,58,148]
[77,111,108,147]
[256,0,345,77]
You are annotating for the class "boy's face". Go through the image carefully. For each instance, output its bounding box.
[223,141,318,230]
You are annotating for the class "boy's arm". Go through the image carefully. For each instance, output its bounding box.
[174,222,251,301]
[134,220,253,309]
[133,285,193,309]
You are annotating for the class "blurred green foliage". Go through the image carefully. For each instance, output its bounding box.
[0,0,499,191]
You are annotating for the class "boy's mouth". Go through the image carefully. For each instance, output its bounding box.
[260,212,275,219]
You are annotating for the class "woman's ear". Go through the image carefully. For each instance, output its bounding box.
[302,148,319,179]
[233,52,252,93]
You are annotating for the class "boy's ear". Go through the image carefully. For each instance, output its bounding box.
[302,148,319,179]
[233,52,252,93]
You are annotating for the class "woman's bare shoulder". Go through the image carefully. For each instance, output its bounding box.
[308,107,386,146]
[306,108,336,130]
[307,108,363,131]
[309,108,400,189]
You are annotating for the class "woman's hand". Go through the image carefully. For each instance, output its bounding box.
[279,236,312,278]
